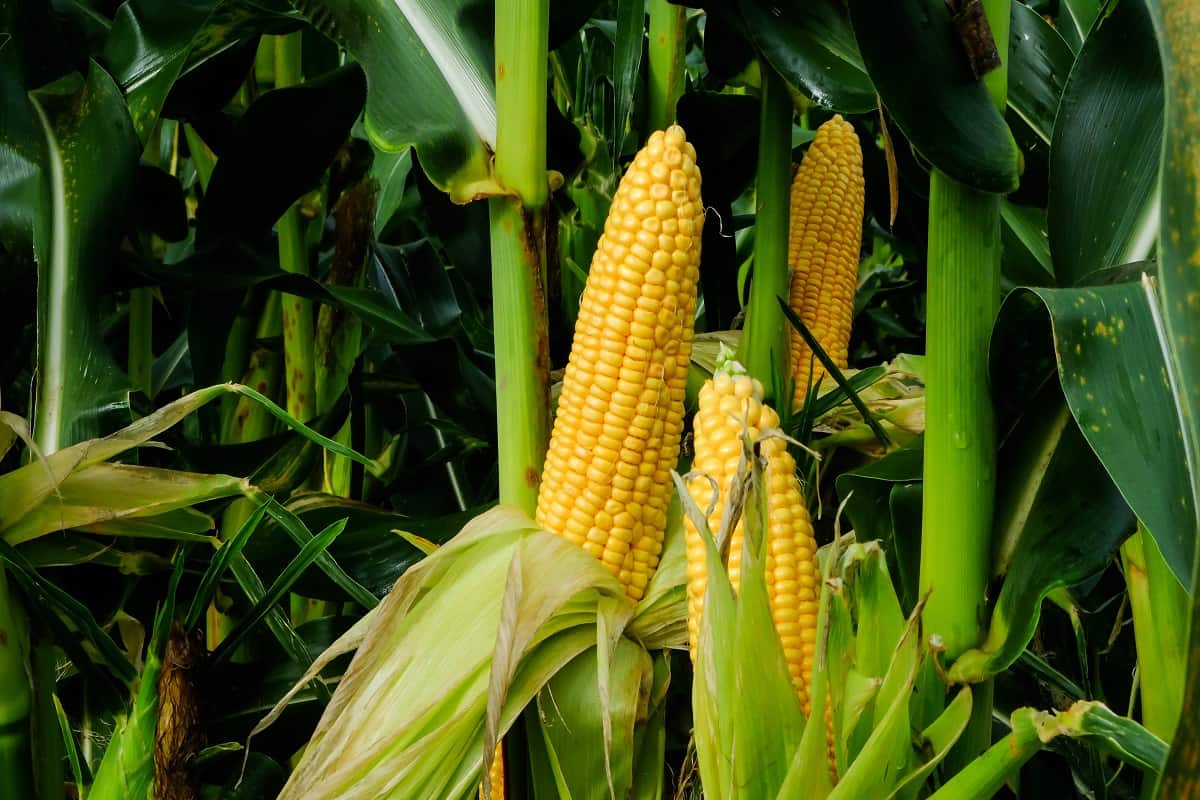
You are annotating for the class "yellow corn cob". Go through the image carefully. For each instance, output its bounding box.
[536,125,704,601]
[787,114,865,406]
[684,363,820,712]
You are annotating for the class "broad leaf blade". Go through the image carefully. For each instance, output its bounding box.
[1047,0,1163,286]
[291,0,499,202]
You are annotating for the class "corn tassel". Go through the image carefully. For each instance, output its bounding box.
[536,125,704,601]
[787,115,865,406]
[685,360,820,712]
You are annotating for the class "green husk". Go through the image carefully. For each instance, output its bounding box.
[265,507,629,800]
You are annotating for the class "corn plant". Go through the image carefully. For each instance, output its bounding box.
[1,0,1198,798]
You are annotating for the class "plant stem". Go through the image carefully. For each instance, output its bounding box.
[647,0,688,132]
[490,0,551,516]
[0,568,33,799]
[927,708,1043,800]
[489,0,551,791]
[273,33,316,424]
[919,0,1008,768]
[129,287,153,395]
[737,65,793,403]
[919,175,1000,654]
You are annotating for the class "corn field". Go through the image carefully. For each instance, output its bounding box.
[1,0,1198,797]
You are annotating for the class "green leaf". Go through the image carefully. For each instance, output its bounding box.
[846,0,1020,193]
[197,65,367,241]
[1143,0,1200,791]
[612,0,644,158]
[1007,1,1073,146]
[242,494,474,600]
[213,518,350,664]
[738,0,875,113]
[532,638,650,800]
[1001,200,1054,287]
[836,443,923,613]
[992,282,1194,585]
[28,62,136,452]
[1061,701,1168,774]
[885,686,972,800]
[184,502,269,631]
[1047,0,1163,286]
[1059,0,1100,53]
[949,389,1135,681]
[3,463,245,546]
[291,0,500,202]
[0,539,136,685]
[732,471,804,795]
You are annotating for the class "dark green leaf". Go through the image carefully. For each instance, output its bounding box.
[0,540,136,685]
[612,0,645,157]
[992,282,1193,585]
[1047,0,1162,286]
[198,65,366,241]
[739,0,875,113]
[291,0,497,202]
[847,0,1020,192]
[212,518,349,663]
[183,501,268,631]
[261,501,376,608]
[1008,2,1073,146]
[29,63,136,451]
[949,388,1135,679]
[836,442,923,614]
[243,495,476,599]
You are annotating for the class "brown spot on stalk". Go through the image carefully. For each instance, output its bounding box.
[0,628,7,646]
[525,466,539,488]
[497,63,506,81]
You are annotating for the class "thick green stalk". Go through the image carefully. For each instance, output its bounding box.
[129,287,153,395]
[274,33,316,423]
[919,177,1000,654]
[0,569,33,799]
[737,66,793,402]
[1123,527,1187,740]
[647,0,687,132]
[490,0,551,516]
[1146,2,1200,794]
[919,0,1008,768]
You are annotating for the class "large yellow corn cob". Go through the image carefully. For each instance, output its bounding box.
[787,115,865,407]
[536,125,704,601]
[684,362,820,712]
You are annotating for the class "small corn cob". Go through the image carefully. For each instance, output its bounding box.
[684,359,820,712]
[536,126,704,601]
[787,115,865,406]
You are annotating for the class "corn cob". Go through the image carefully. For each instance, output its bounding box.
[536,125,704,601]
[684,360,820,712]
[787,115,864,406]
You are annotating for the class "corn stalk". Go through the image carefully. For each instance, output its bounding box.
[275,32,318,424]
[487,0,552,792]
[919,0,1009,767]
[738,65,793,401]
[647,0,688,132]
